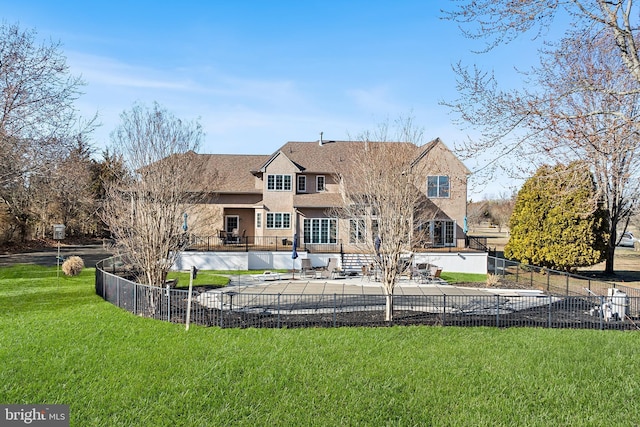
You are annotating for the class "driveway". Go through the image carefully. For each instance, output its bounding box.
[0,244,113,268]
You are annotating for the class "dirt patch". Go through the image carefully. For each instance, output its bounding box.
[470,228,640,288]
[577,248,640,287]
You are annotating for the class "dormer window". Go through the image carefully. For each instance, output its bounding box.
[316,175,325,192]
[267,174,292,191]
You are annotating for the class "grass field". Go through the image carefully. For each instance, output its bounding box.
[2,265,640,426]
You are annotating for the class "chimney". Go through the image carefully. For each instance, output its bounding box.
[319,131,324,146]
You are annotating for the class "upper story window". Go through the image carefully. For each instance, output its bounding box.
[427,176,449,198]
[267,174,292,191]
[297,175,306,192]
[316,175,325,192]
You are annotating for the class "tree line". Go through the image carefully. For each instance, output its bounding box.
[0,22,127,244]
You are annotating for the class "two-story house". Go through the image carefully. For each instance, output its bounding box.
[189,137,470,253]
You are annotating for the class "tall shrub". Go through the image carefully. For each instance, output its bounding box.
[505,162,608,271]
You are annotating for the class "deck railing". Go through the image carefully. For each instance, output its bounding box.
[186,234,476,253]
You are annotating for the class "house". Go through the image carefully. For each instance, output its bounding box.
[188,138,471,253]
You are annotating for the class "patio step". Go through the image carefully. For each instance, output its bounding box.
[341,253,376,273]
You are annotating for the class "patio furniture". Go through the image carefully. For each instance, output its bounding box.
[327,258,346,279]
[260,271,280,281]
[301,258,314,278]
[228,228,240,244]
[416,263,430,283]
[361,264,374,281]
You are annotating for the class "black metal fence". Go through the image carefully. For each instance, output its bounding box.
[96,258,640,330]
[186,234,477,254]
[489,255,640,292]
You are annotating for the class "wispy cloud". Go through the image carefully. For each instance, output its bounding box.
[346,86,400,113]
[68,52,195,90]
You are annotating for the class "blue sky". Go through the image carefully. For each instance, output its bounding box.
[2,1,536,199]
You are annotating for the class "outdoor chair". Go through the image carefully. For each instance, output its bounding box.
[224,228,240,244]
[360,264,372,281]
[426,266,443,283]
[301,258,313,278]
[416,263,430,283]
[327,258,346,279]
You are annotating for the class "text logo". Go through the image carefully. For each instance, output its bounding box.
[2,405,69,426]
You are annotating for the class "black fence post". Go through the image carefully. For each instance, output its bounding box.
[548,295,552,328]
[600,296,604,330]
[333,293,337,328]
[546,269,550,292]
[166,285,170,322]
[219,293,223,328]
[443,295,446,326]
[530,269,534,288]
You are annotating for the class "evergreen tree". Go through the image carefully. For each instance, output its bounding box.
[505,162,608,272]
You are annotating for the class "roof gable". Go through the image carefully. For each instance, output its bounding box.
[412,138,471,175]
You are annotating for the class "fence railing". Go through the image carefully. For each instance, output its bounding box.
[96,257,640,330]
[488,256,639,295]
[186,234,476,253]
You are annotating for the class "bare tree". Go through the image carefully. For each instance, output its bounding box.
[444,19,640,273]
[335,118,435,321]
[445,0,640,85]
[0,22,92,241]
[466,201,489,231]
[487,196,515,233]
[102,102,213,288]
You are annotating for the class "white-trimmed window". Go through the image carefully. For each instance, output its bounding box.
[266,212,291,229]
[256,212,262,228]
[303,218,337,244]
[316,175,325,192]
[349,219,366,244]
[267,174,292,191]
[297,175,306,192]
[427,176,449,198]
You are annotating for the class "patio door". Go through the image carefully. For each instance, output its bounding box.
[225,215,239,233]
[431,220,455,247]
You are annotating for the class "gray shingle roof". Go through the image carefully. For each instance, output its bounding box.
[271,140,419,175]
[200,138,468,194]
[201,154,270,193]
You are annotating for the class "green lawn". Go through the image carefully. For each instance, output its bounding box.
[1,265,640,426]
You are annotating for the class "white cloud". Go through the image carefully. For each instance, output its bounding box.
[346,86,400,113]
